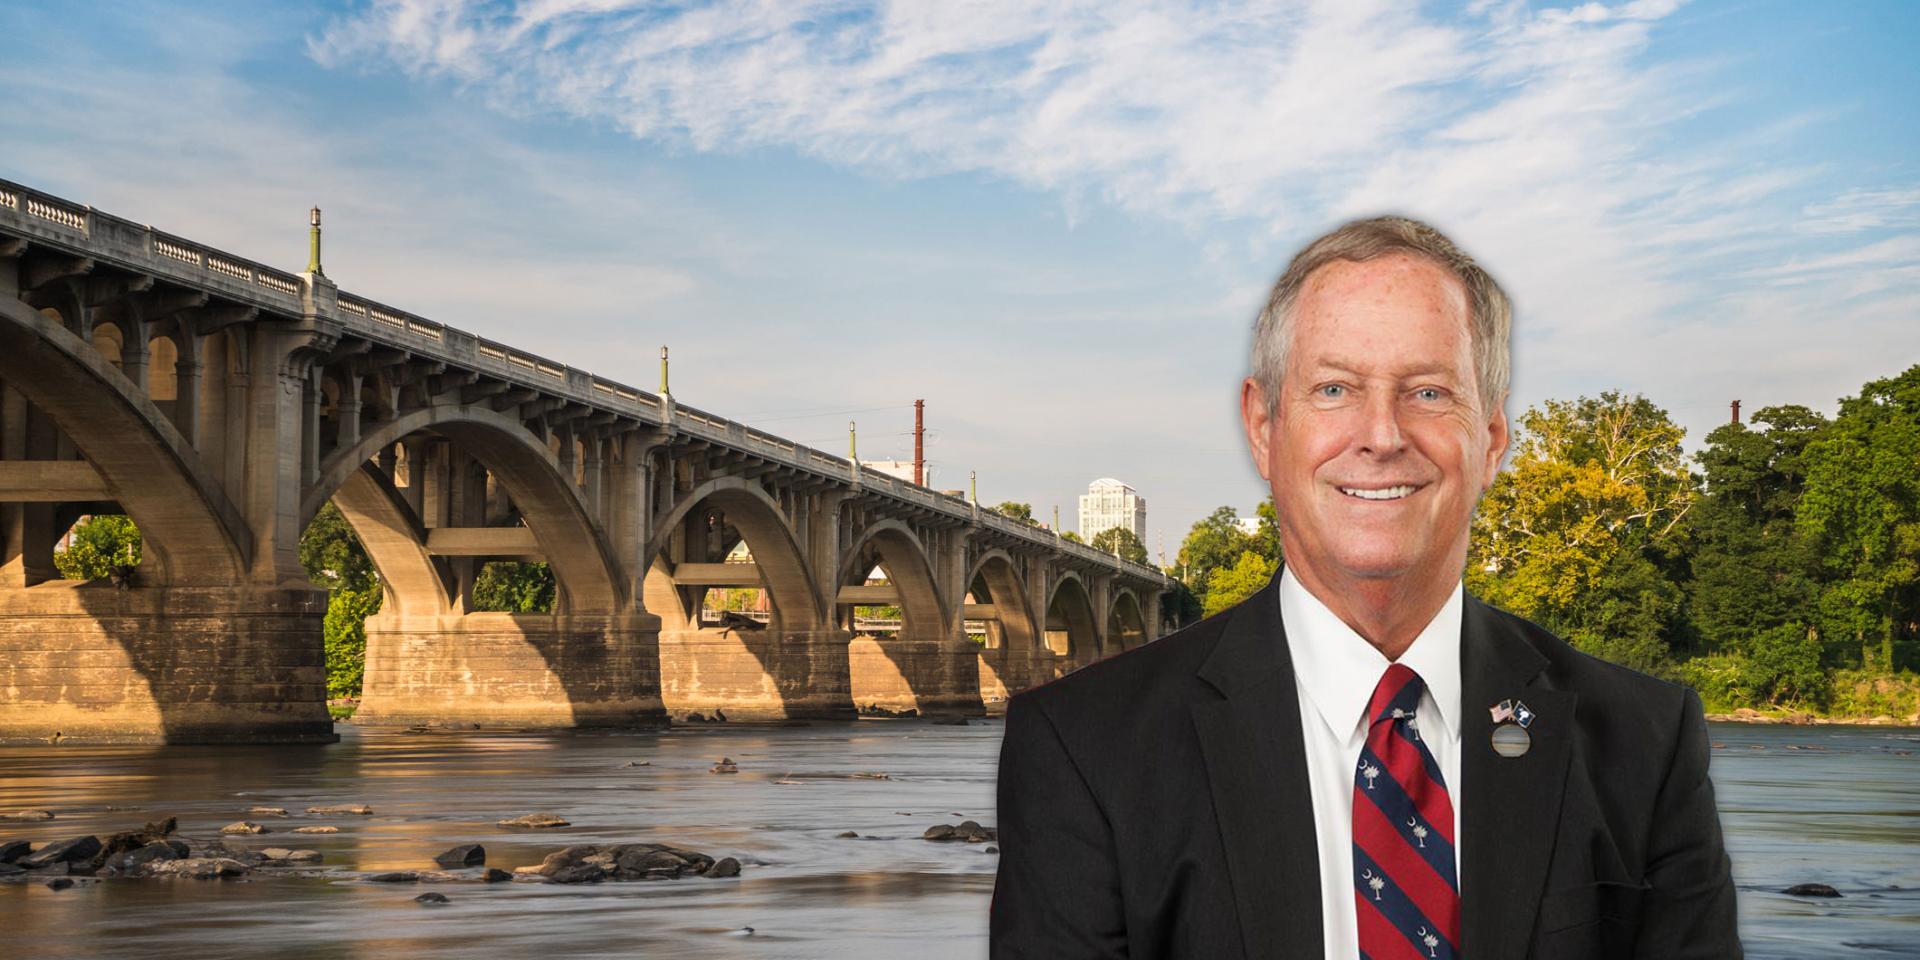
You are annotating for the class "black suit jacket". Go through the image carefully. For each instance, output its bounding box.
[990,575,1741,959]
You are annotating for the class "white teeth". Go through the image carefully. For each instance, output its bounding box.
[1340,485,1414,501]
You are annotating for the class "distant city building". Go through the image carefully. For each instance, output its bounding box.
[859,459,916,482]
[1079,478,1146,543]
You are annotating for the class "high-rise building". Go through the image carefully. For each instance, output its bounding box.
[1079,478,1146,544]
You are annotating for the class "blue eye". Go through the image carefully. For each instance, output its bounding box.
[1415,388,1444,402]
[1319,384,1345,398]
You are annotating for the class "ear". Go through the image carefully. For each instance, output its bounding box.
[1480,396,1510,490]
[1241,377,1274,482]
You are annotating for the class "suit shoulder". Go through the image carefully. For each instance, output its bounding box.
[1476,599,1696,723]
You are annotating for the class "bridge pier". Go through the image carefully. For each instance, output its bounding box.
[0,582,333,744]
[658,625,856,721]
[354,610,667,729]
[848,635,985,717]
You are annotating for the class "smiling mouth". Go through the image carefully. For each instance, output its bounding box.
[1338,485,1419,501]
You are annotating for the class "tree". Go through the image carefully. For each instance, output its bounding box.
[1469,392,1695,674]
[473,561,557,612]
[55,515,141,581]
[301,502,377,592]
[1251,496,1285,565]
[991,501,1039,525]
[300,502,382,700]
[1091,527,1149,565]
[1060,530,1084,544]
[1688,406,1826,661]
[1204,550,1277,616]
[1177,506,1255,609]
[1798,365,1920,670]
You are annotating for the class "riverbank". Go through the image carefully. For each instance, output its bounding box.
[1706,707,1920,726]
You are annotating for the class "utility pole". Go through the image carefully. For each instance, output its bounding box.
[913,399,925,486]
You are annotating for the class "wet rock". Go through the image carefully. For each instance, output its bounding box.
[498,812,570,829]
[922,821,996,843]
[837,831,859,839]
[1,810,54,822]
[548,864,606,884]
[305,805,373,816]
[151,858,250,880]
[220,821,269,835]
[434,844,486,868]
[534,845,599,877]
[86,818,180,873]
[20,836,102,868]
[259,848,323,863]
[292,826,338,834]
[364,871,421,883]
[415,892,450,904]
[119,841,184,875]
[247,807,289,818]
[849,772,891,780]
[710,757,739,774]
[705,857,741,878]
[0,862,25,877]
[1785,883,1842,897]
[615,847,690,879]
[622,760,651,768]
[985,846,999,854]
[45,877,74,891]
[0,839,29,863]
[481,867,512,883]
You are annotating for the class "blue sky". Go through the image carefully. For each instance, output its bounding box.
[2,0,1915,558]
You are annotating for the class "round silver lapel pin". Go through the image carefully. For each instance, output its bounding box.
[1491,722,1531,758]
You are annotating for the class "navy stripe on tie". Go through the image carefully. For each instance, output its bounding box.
[1357,742,1457,885]
[1354,845,1458,960]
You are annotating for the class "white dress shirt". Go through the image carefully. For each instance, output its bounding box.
[1278,565,1464,960]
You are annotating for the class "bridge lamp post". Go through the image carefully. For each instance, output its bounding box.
[659,346,670,397]
[306,206,323,276]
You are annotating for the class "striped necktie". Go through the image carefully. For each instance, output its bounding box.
[1353,663,1460,960]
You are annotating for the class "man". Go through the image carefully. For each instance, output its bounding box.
[990,217,1740,959]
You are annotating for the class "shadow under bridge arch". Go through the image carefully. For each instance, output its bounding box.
[837,519,980,718]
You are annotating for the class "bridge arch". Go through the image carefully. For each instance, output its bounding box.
[1108,586,1148,652]
[836,518,977,716]
[642,475,822,631]
[1045,571,1100,662]
[305,404,622,613]
[0,296,247,584]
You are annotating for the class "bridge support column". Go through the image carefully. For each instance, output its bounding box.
[0,582,333,744]
[849,634,985,718]
[353,610,667,729]
[658,625,856,722]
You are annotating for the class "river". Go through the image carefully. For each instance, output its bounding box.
[1,719,1914,958]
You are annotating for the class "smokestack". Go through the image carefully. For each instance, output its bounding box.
[913,399,925,486]
[1730,400,1741,425]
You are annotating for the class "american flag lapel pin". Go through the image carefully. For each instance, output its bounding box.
[1489,699,1515,724]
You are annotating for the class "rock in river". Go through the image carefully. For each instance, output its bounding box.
[292,826,338,834]
[0,839,30,863]
[416,892,450,904]
[247,807,289,818]
[710,757,739,774]
[220,822,270,835]
[923,821,996,843]
[497,812,570,829]
[150,858,250,880]
[1785,883,1842,898]
[305,805,374,816]
[434,844,486,867]
[19,836,103,869]
[1,810,54,822]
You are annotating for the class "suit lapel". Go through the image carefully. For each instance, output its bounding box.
[1192,576,1323,960]
[1460,596,1577,960]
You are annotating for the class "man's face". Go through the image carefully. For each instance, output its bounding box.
[1242,254,1508,590]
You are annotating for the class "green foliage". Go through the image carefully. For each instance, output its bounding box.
[1090,526,1149,565]
[1826,668,1920,720]
[1796,366,1920,670]
[1060,531,1084,544]
[1203,550,1277,616]
[473,561,557,612]
[301,502,378,592]
[323,584,380,699]
[55,515,141,580]
[991,501,1038,525]
[1469,392,1693,673]
[1178,506,1256,611]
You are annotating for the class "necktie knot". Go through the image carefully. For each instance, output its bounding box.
[1367,662,1427,729]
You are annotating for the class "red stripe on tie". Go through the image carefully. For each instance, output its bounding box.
[1355,891,1430,960]
[1365,665,1418,724]
[1353,793,1460,947]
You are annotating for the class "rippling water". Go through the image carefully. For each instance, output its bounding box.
[0,720,1914,958]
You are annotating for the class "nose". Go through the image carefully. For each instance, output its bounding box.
[1358,389,1405,455]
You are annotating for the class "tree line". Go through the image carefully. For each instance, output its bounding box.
[1168,364,1920,719]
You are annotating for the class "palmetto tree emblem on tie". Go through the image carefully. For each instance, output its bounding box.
[1359,760,1380,790]
[1419,926,1439,957]
[1363,868,1385,901]
[1408,816,1429,848]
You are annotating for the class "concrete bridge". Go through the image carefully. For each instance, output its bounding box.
[0,179,1165,744]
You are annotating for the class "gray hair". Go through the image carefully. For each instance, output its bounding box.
[1251,216,1511,418]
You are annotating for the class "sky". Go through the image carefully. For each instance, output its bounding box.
[1,0,1914,560]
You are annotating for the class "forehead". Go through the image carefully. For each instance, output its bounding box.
[1291,254,1472,370]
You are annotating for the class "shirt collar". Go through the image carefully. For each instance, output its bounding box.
[1278,565,1463,744]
